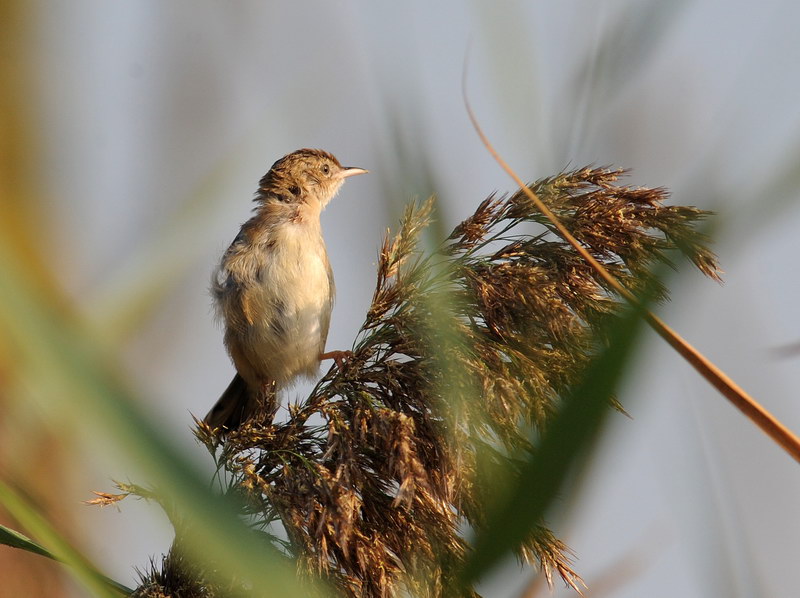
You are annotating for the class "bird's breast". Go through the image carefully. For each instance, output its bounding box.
[232,221,334,386]
[269,221,332,310]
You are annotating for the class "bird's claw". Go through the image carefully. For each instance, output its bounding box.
[320,349,353,370]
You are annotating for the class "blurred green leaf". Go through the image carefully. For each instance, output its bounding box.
[459,298,650,587]
[0,481,134,596]
[743,137,800,232]
[0,226,318,595]
[0,522,55,560]
[471,1,548,161]
[569,2,688,104]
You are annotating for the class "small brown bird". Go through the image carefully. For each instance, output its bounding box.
[205,149,367,430]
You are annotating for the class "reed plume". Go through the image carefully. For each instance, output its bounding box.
[132,166,720,597]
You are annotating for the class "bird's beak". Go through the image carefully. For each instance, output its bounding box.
[341,167,368,178]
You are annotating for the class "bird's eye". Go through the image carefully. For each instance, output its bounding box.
[321,164,330,175]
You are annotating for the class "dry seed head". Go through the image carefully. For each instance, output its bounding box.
[132,166,720,597]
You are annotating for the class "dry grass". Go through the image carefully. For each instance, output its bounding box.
[135,167,720,597]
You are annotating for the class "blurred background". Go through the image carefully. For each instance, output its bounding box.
[2,1,800,596]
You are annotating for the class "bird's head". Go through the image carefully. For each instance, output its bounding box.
[256,148,367,210]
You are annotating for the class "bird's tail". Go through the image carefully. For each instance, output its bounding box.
[204,374,254,431]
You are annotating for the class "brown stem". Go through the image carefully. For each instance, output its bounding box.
[462,71,800,464]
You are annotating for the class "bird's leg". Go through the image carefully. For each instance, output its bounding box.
[320,350,352,370]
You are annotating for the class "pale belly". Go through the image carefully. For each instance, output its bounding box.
[235,225,333,387]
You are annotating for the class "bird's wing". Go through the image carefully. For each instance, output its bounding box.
[319,256,335,351]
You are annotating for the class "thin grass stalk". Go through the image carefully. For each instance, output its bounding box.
[463,80,800,464]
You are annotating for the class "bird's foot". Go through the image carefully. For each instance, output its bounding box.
[320,349,352,370]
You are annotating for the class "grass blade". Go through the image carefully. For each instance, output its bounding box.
[0,522,55,560]
[0,481,134,596]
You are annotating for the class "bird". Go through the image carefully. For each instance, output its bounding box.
[204,148,367,430]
